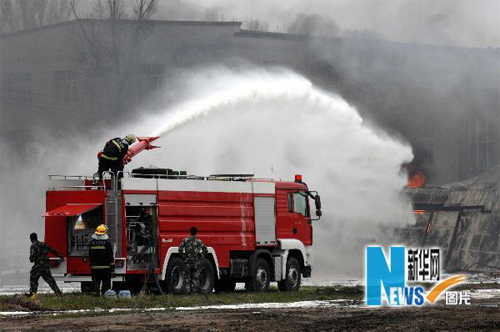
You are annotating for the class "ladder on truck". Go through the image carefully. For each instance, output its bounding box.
[104,176,163,294]
[105,190,122,257]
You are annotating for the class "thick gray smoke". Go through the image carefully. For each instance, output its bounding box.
[0,67,414,280]
[123,67,416,275]
[2,0,497,284]
[156,1,499,185]
[158,0,500,48]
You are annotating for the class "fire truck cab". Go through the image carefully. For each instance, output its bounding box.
[44,170,322,294]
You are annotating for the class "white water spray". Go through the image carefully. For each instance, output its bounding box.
[149,70,314,137]
[135,67,416,274]
[0,67,415,277]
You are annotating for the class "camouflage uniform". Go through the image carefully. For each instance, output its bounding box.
[29,241,63,295]
[179,235,208,294]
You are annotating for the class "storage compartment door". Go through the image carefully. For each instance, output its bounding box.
[254,196,276,245]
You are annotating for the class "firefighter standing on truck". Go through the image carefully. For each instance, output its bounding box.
[26,232,64,298]
[94,134,136,182]
[89,224,115,295]
[179,227,207,294]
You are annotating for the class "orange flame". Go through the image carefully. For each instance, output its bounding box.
[408,172,425,188]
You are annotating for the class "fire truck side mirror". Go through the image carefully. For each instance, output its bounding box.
[315,209,322,217]
[314,195,322,210]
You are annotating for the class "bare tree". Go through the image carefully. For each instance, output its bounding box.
[70,0,158,113]
[203,7,225,22]
[0,0,71,33]
[287,14,340,36]
[0,0,17,33]
[244,19,269,32]
[69,0,103,68]
[133,0,156,21]
[46,0,72,25]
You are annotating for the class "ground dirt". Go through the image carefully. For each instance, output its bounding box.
[1,275,498,331]
[1,304,499,331]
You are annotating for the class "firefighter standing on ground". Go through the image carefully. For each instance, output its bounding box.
[26,232,64,297]
[95,134,136,182]
[179,227,208,294]
[89,224,115,295]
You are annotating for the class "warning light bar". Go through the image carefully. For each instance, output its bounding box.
[295,174,303,182]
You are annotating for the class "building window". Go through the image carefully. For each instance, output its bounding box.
[86,71,106,102]
[468,115,497,171]
[54,71,77,101]
[137,64,164,100]
[2,73,32,104]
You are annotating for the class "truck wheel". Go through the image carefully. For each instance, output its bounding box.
[278,257,301,292]
[247,258,270,292]
[197,258,215,295]
[166,256,185,295]
[214,279,236,293]
[81,281,94,294]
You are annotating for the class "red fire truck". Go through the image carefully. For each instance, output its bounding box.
[44,137,322,293]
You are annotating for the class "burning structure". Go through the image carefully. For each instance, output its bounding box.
[401,165,500,272]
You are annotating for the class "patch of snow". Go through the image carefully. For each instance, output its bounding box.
[464,273,499,285]
[470,289,500,300]
[0,299,358,317]
[0,285,79,296]
[303,278,363,288]
[0,311,31,316]
[175,299,358,311]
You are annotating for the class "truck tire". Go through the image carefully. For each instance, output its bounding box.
[214,279,237,293]
[278,257,301,292]
[166,256,185,295]
[81,281,94,294]
[247,258,271,292]
[197,258,215,295]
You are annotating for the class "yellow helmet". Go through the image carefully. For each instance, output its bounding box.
[95,224,107,235]
[125,134,136,144]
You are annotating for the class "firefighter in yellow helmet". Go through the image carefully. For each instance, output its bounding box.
[88,224,115,295]
[94,134,136,183]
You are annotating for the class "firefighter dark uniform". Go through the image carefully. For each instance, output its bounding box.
[137,208,153,247]
[179,227,208,294]
[28,233,63,296]
[89,225,115,295]
[95,134,136,181]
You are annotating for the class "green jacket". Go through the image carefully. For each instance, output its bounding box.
[179,235,208,265]
[30,241,63,268]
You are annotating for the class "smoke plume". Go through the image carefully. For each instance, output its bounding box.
[130,66,416,275]
[0,67,414,280]
[158,0,500,48]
